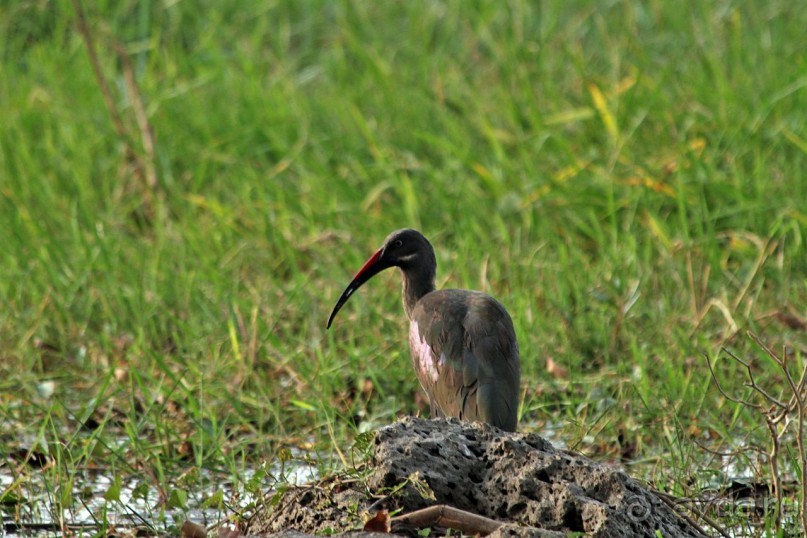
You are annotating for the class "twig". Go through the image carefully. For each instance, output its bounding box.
[3,523,106,533]
[709,333,807,535]
[745,334,793,408]
[391,505,503,535]
[690,298,739,340]
[692,436,765,459]
[704,353,760,409]
[797,396,807,533]
[652,489,728,538]
[685,249,699,324]
[731,237,776,312]
[70,0,159,214]
[773,345,807,531]
[114,43,158,193]
[70,0,129,143]
[765,413,783,531]
[747,331,807,530]
[721,347,786,409]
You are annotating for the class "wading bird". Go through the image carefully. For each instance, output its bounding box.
[327,229,521,431]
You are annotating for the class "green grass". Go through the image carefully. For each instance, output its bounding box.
[2,0,807,534]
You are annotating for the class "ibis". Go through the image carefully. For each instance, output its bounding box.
[327,229,521,432]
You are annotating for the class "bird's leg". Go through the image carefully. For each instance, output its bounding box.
[429,397,445,418]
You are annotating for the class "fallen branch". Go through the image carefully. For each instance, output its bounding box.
[652,489,729,538]
[391,505,503,535]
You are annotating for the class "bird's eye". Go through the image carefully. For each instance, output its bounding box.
[394,239,403,248]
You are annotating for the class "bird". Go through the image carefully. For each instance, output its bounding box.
[327,229,521,432]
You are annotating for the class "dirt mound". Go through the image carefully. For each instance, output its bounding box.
[245,417,707,537]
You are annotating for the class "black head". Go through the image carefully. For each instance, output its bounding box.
[376,229,435,270]
[326,229,436,328]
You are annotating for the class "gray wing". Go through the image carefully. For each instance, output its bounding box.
[461,295,521,431]
[409,290,521,431]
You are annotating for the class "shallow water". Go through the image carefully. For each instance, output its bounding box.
[3,424,796,537]
[1,457,319,536]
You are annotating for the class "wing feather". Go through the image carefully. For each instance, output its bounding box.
[409,290,521,431]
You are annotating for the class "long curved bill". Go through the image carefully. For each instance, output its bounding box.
[326,248,388,328]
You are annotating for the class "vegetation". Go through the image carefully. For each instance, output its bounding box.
[1,0,806,535]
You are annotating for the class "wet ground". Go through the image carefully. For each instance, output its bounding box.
[1,455,319,536]
[2,420,797,537]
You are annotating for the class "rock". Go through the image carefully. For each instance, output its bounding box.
[245,417,707,537]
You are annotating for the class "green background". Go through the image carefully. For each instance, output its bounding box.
[1,0,806,532]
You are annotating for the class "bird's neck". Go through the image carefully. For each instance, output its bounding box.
[401,266,436,320]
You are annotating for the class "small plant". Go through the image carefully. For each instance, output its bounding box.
[706,331,807,534]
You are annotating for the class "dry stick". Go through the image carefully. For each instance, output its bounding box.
[70,0,129,143]
[693,437,765,458]
[391,505,503,535]
[692,434,768,478]
[749,332,807,534]
[114,42,158,192]
[690,298,739,339]
[746,336,786,533]
[707,346,788,532]
[774,345,807,532]
[721,346,787,409]
[652,489,728,538]
[765,414,784,532]
[722,342,787,409]
[710,337,807,534]
[3,523,101,533]
[71,0,156,212]
[798,389,807,533]
[730,238,776,312]
[685,249,698,324]
[727,342,790,531]
[704,353,760,410]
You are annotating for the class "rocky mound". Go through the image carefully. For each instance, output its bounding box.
[244,417,708,537]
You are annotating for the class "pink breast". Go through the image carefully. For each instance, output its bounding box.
[409,321,442,383]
